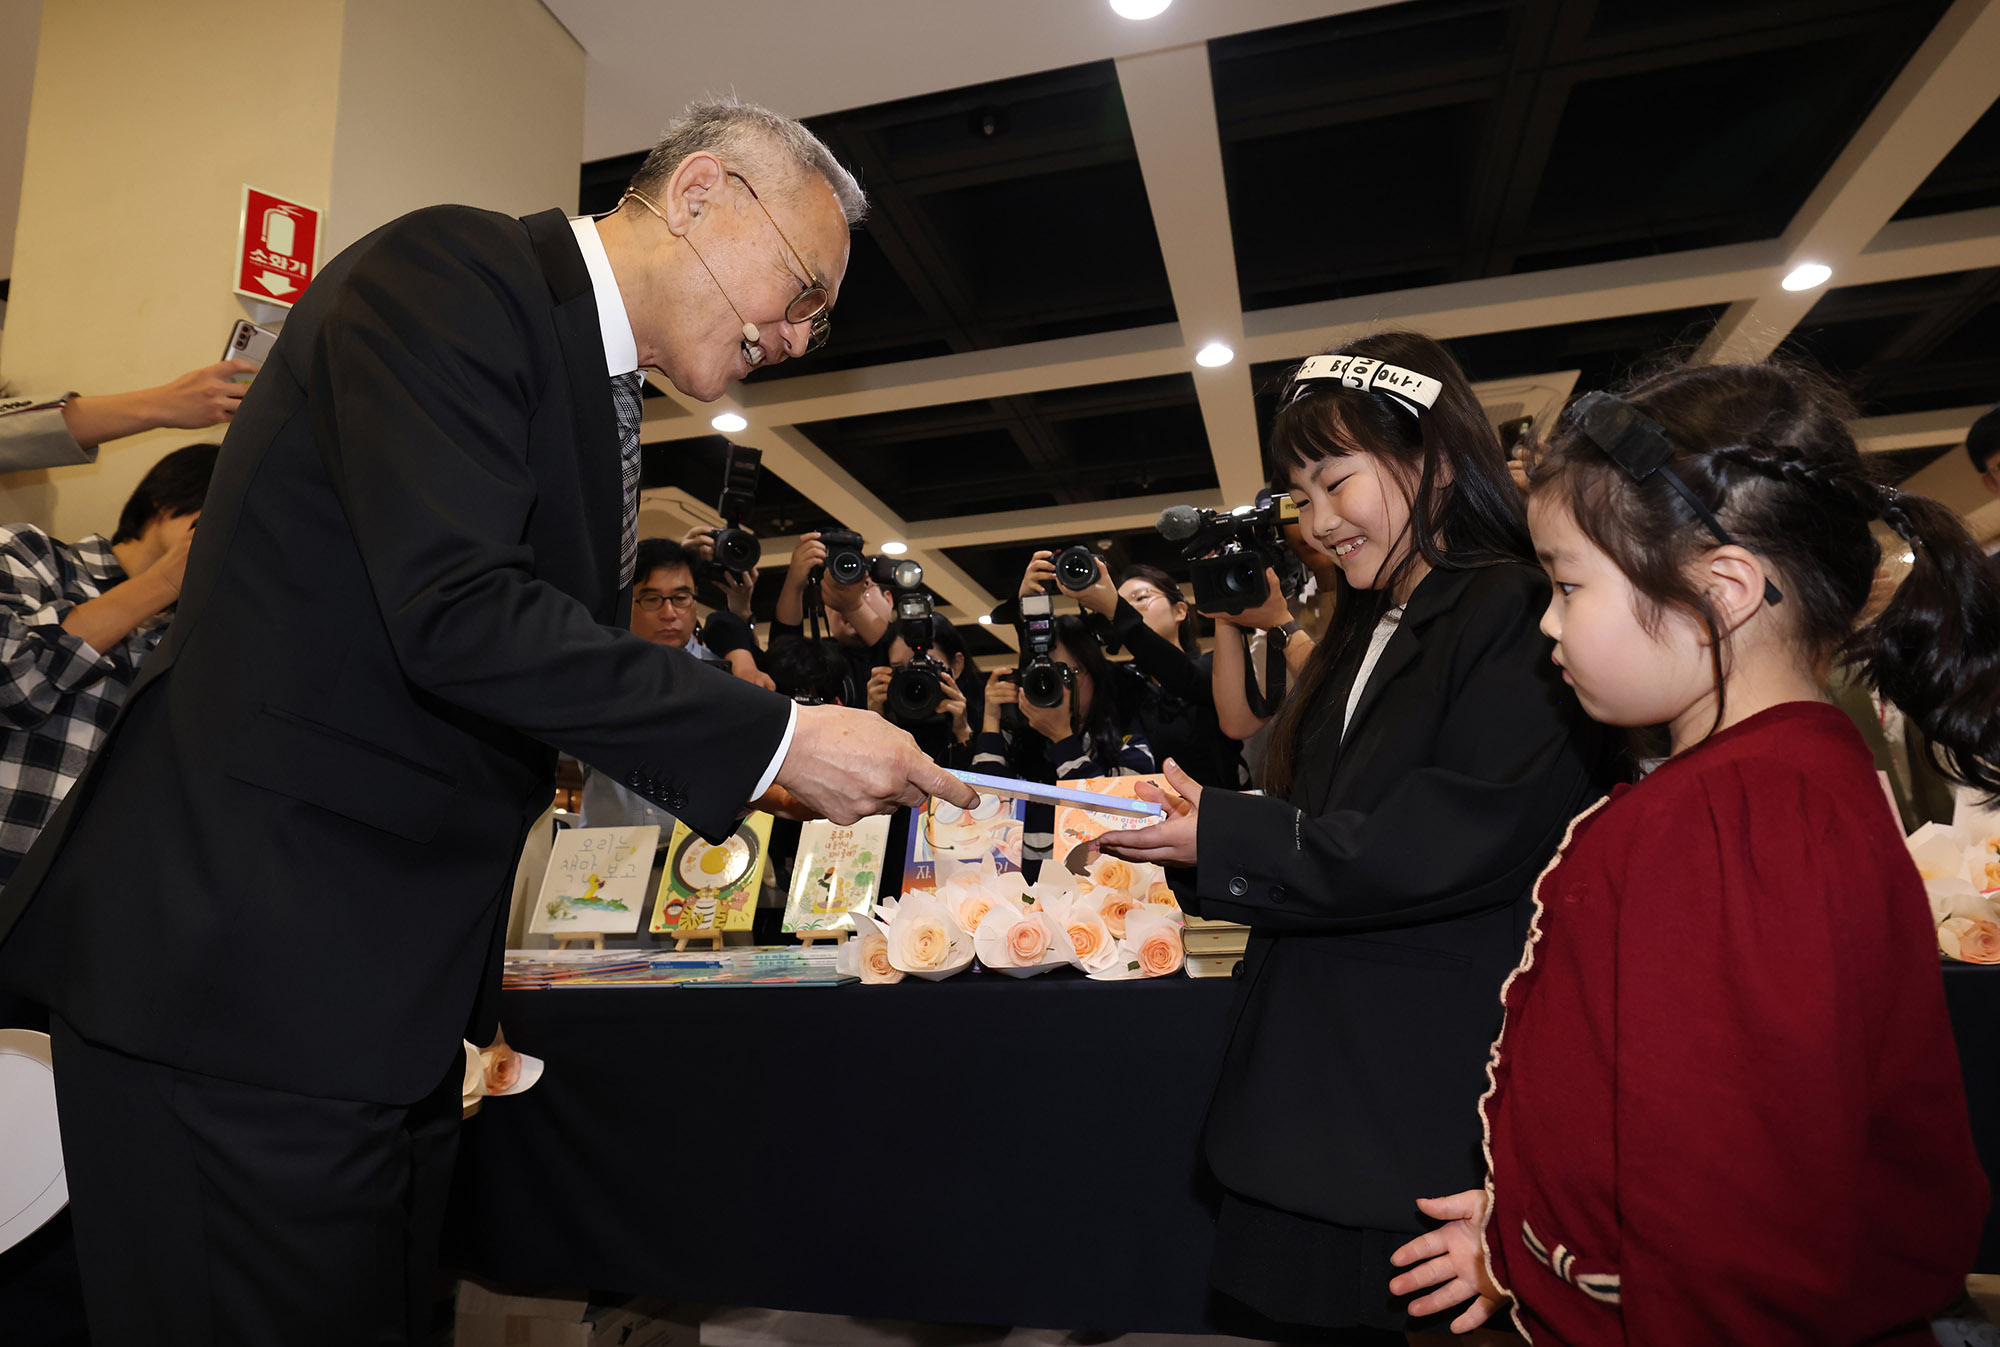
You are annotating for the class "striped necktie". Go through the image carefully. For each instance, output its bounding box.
[610,371,644,588]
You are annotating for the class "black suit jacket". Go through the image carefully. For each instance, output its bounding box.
[1194,561,1610,1234]
[0,207,792,1103]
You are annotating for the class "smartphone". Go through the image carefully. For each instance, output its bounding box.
[222,320,279,380]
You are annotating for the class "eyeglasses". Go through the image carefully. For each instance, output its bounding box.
[620,169,833,355]
[635,590,697,612]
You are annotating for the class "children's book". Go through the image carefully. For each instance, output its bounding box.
[649,812,774,936]
[900,795,1025,894]
[783,815,891,932]
[527,825,660,935]
[1052,774,1171,874]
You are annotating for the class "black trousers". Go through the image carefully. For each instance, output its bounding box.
[50,1015,461,1347]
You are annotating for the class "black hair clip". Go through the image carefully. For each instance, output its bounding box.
[1567,391,1783,607]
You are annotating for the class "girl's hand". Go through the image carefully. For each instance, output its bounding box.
[1098,759,1202,867]
[1019,550,1058,599]
[1200,569,1292,631]
[1018,680,1072,743]
[1388,1190,1507,1332]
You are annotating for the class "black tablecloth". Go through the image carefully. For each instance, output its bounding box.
[442,964,2000,1332]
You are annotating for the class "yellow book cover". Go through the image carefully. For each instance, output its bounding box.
[650,812,774,935]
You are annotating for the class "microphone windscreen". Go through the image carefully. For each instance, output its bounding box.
[1156,504,1202,541]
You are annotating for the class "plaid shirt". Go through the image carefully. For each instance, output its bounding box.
[0,526,165,883]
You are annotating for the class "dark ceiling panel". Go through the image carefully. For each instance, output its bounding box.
[1896,100,2000,220]
[1781,268,2000,417]
[1211,0,1950,311]
[798,374,1217,523]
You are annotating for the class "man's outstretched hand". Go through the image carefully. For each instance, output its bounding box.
[773,702,978,825]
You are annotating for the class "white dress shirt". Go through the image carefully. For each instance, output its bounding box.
[568,216,796,800]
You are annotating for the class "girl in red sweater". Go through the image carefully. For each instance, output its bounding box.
[1389,361,1998,1344]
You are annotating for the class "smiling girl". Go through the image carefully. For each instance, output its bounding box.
[1103,332,1610,1338]
[1391,362,1995,1344]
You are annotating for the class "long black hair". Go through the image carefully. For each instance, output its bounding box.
[1002,615,1134,774]
[1262,331,1532,797]
[1531,358,2000,798]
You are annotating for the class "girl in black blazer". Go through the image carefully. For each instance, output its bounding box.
[1104,332,1610,1338]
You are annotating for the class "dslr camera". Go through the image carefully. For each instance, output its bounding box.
[883,561,948,726]
[1052,544,1102,593]
[1014,591,1073,710]
[1154,494,1304,614]
[709,445,762,574]
[814,528,872,588]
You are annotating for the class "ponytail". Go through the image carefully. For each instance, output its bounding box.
[1850,487,2000,798]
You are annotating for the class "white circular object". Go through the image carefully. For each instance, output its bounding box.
[878,541,909,556]
[0,1029,66,1254]
[711,412,748,433]
[1781,262,1832,292]
[1195,342,1235,368]
[1110,0,1172,17]
[977,614,994,626]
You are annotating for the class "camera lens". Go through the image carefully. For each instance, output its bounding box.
[887,664,943,721]
[713,527,761,573]
[1054,546,1098,592]
[1020,659,1067,710]
[888,559,925,591]
[826,549,867,586]
[1220,555,1264,600]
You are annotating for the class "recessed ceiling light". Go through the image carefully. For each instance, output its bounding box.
[879,540,909,555]
[1110,0,1172,17]
[1781,262,1832,292]
[711,412,747,432]
[1195,342,1234,367]
[977,614,994,626]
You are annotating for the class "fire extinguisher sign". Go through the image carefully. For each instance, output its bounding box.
[234,185,321,307]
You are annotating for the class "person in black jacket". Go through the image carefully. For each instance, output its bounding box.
[1026,553,1247,788]
[0,99,974,1346]
[1104,331,1610,1339]
[865,614,981,769]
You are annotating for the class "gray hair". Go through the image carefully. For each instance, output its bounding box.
[630,97,867,226]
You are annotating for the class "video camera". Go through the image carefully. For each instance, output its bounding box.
[1014,591,1073,711]
[709,445,762,574]
[883,560,949,726]
[1154,495,1305,615]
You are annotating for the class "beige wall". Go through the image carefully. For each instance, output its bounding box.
[0,0,583,541]
[327,0,582,256]
[0,0,46,292]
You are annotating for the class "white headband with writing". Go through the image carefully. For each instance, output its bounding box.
[1290,354,1443,416]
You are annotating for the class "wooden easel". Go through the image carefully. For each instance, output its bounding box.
[672,930,725,952]
[552,932,605,950]
[795,929,850,949]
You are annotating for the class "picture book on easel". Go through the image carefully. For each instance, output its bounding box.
[900,795,1025,895]
[650,812,774,936]
[783,815,890,932]
[527,825,660,935]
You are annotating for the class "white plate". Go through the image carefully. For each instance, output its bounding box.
[0,1028,67,1254]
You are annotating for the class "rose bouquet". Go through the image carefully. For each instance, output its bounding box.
[870,891,975,981]
[835,911,906,984]
[1908,822,2000,965]
[972,902,1074,977]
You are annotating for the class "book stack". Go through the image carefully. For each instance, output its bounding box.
[1181,916,1250,978]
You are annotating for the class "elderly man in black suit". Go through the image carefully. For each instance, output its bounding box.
[0,98,975,1346]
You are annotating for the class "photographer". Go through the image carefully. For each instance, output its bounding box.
[866,615,980,767]
[767,530,892,705]
[975,614,1153,866]
[1207,564,1319,745]
[1029,551,1246,788]
[676,523,772,690]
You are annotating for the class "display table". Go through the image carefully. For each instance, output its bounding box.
[442,964,2000,1333]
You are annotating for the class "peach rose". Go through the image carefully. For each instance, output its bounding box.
[859,931,904,984]
[1099,894,1138,939]
[1940,916,2000,965]
[482,1046,523,1095]
[890,916,952,970]
[1066,918,1105,962]
[1138,929,1184,977]
[1008,915,1050,964]
[1147,881,1179,908]
[958,893,998,933]
[1090,856,1137,895]
[1984,858,2000,892]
